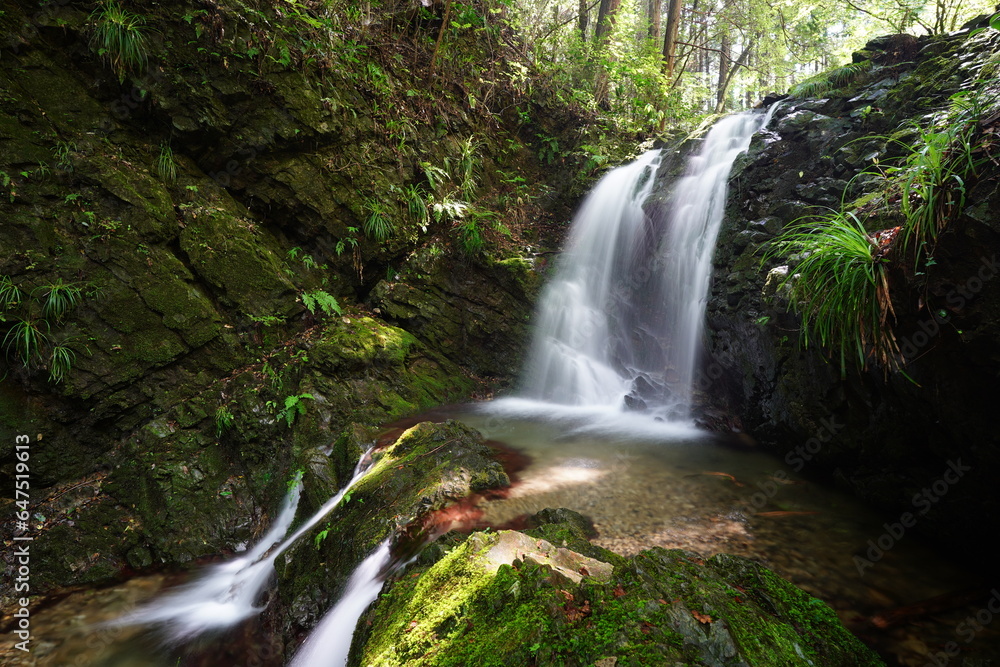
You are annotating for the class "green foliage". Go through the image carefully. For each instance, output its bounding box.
[215,405,235,437]
[335,230,359,256]
[89,0,150,82]
[420,162,450,193]
[34,279,84,323]
[363,198,396,242]
[156,142,177,182]
[301,290,342,317]
[280,393,314,427]
[456,136,481,199]
[48,344,76,384]
[0,276,24,310]
[402,184,430,231]
[788,61,876,99]
[0,276,88,383]
[3,318,49,369]
[432,197,470,224]
[882,92,985,268]
[767,210,896,373]
[53,141,76,172]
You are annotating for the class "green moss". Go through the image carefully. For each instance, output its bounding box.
[277,421,509,630]
[354,532,884,667]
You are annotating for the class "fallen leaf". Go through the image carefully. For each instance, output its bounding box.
[692,610,713,624]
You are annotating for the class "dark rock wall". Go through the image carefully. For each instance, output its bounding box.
[692,23,1000,561]
[0,0,582,598]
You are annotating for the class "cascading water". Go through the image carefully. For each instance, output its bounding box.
[111,450,376,641]
[287,539,397,667]
[519,106,777,422]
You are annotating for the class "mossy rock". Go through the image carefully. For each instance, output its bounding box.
[277,420,509,632]
[352,518,884,667]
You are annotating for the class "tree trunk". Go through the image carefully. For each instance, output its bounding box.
[715,38,755,113]
[579,0,589,39]
[648,0,662,41]
[661,0,682,75]
[594,0,621,45]
[593,0,621,108]
[715,34,730,111]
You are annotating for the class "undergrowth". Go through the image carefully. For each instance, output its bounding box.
[89,0,150,82]
[1,276,89,383]
[768,89,995,374]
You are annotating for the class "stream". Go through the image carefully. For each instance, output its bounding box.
[4,105,996,666]
[4,408,997,666]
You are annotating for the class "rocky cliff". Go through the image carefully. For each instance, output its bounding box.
[0,0,621,599]
[687,20,1000,563]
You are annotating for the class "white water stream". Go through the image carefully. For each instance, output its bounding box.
[111,451,375,642]
[518,106,777,422]
[287,539,396,667]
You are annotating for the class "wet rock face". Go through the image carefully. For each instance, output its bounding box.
[693,22,1000,561]
[275,420,509,639]
[350,511,883,667]
[369,249,541,383]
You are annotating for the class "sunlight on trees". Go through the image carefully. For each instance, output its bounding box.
[503,0,996,131]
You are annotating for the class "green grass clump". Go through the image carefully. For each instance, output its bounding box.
[789,60,876,99]
[363,198,396,242]
[767,210,897,374]
[90,0,150,82]
[1,276,87,383]
[884,91,985,268]
[156,142,177,182]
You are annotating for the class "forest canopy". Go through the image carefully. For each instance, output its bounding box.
[500,0,996,128]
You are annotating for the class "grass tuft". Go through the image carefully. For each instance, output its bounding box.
[789,61,876,99]
[363,198,396,242]
[767,209,897,374]
[157,142,177,182]
[90,0,150,82]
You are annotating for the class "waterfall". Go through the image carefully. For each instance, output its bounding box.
[287,539,397,667]
[111,451,376,642]
[520,106,777,422]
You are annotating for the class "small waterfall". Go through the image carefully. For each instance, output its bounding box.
[520,106,776,421]
[112,451,375,641]
[287,539,396,667]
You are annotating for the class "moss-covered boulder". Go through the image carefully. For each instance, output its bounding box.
[276,420,509,635]
[352,512,883,667]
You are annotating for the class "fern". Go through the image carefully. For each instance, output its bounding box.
[301,290,342,317]
[280,393,314,427]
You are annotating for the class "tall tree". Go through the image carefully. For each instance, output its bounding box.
[593,0,622,106]
[648,0,663,40]
[661,0,683,76]
[594,0,623,44]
